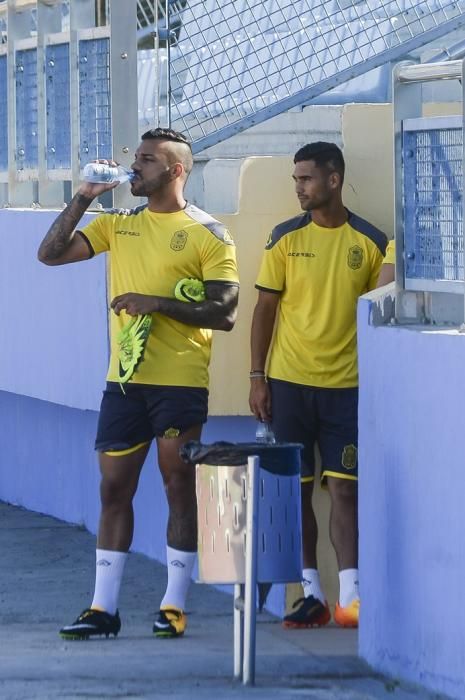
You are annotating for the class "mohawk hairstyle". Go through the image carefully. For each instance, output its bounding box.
[141,127,192,151]
[141,127,193,175]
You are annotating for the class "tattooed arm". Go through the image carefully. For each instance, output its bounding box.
[37,180,117,266]
[111,282,239,331]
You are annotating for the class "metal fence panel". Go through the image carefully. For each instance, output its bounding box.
[46,42,71,170]
[403,117,463,283]
[78,37,112,164]
[15,47,38,170]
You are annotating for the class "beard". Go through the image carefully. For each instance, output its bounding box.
[130,169,173,197]
[299,192,331,211]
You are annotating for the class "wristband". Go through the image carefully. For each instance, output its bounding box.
[249,370,266,378]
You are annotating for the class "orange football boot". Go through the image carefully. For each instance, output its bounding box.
[334,599,359,628]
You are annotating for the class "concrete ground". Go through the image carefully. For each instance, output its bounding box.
[0,502,447,700]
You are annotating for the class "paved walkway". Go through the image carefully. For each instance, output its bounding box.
[0,502,446,700]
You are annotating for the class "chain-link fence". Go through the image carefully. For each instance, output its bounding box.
[166,0,465,151]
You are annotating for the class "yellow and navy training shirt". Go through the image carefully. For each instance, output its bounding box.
[384,239,395,265]
[79,203,239,388]
[256,210,386,389]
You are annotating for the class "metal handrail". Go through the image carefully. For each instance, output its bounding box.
[396,59,463,83]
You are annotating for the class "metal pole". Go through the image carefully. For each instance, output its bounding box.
[36,0,63,207]
[69,0,95,197]
[243,455,259,686]
[7,0,35,207]
[392,60,423,323]
[165,0,172,127]
[233,583,244,681]
[154,0,160,127]
[462,61,465,326]
[109,0,138,209]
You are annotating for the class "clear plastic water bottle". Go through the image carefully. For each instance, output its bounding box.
[82,162,135,184]
[255,421,276,444]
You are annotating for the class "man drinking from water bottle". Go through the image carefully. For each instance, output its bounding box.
[38,127,239,640]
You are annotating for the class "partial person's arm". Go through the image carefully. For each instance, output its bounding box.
[376,238,395,288]
[37,180,117,266]
[110,282,239,331]
[376,263,395,288]
[248,290,280,422]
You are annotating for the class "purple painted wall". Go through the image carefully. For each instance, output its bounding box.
[358,294,465,700]
[0,391,102,527]
[0,390,280,610]
[0,209,108,410]
[0,389,255,557]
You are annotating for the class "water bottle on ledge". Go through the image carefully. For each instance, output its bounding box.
[82,162,135,184]
[255,421,276,444]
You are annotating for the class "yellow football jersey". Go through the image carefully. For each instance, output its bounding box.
[256,211,386,388]
[79,203,239,388]
[384,239,395,265]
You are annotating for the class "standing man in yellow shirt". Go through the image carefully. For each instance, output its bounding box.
[249,142,386,628]
[38,128,239,640]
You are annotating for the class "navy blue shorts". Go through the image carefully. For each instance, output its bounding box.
[95,382,209,452]
[268,378,358,483]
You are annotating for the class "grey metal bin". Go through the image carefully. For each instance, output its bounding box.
[181,441,303,685]
[196,445,302,584]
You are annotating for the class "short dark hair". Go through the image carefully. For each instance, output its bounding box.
[294,142,345,183]
[141,127,193,176]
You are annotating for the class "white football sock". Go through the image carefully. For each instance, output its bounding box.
[91,549,127,616]
[302,568,325,604]
[338,568,359,607]
[160,546,196,611]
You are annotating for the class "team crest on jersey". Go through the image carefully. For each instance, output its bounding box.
[170,230,188,251]
[347,245,363,270]
[164,427,181,439]
[341,444,357,470]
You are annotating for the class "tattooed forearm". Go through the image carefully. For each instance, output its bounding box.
[155,283,239,331]
[37,193,93,263]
